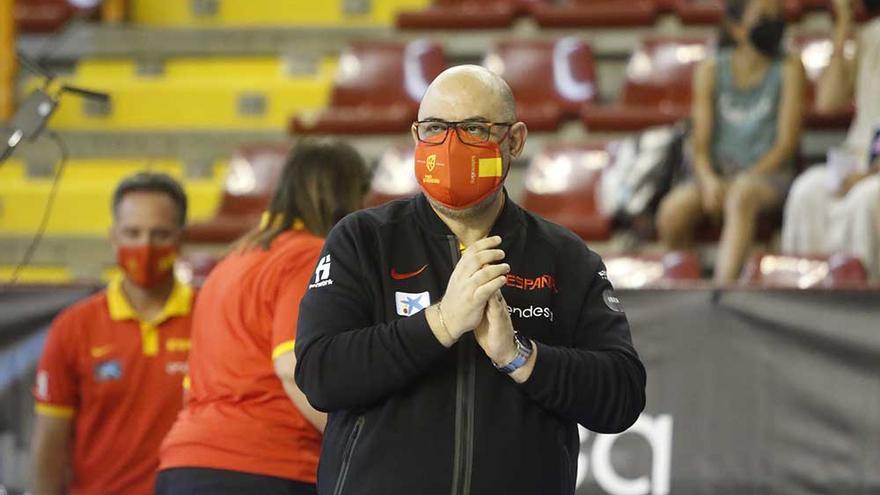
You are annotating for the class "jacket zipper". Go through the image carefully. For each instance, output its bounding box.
[447,236,475,495]
[332,415,365,495]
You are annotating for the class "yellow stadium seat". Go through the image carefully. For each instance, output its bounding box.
[29,57,337,131]
[0,159,226,235]
[131,0,430,27]
[0,266,74,283]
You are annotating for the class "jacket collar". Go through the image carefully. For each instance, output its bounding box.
[413,188,527,240]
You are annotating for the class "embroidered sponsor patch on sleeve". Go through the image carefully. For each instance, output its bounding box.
[602,289,624,313]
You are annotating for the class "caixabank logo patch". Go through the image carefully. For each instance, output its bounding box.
[94,360,123,382]
[395,291,431,317]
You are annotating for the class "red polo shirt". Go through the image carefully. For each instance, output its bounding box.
[34,277,194,495]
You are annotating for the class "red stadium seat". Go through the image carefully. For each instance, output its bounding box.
[290,40,446,135]
[483,38,598,131]
[604,251,702,288]
[793,33,855,130]
[674,0,802,25]
[365,145,420,208]
[396,0,539,30]
[692,214,782,243]
[582,37,712,132]
[185,144,288,243]
[14,0,79,33]
[799,0,827,8]
[529,0,658,28]
[522,142,615,241]
[739,252,868,288]
[653,0,678,12]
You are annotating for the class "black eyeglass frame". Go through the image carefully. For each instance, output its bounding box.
[412,120,516,145]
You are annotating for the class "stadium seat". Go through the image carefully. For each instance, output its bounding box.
[653,0,677,12]
[739,252,868,288]
[794,33,856,130]
[673,0,802,25]
[185,144,288,244]
[582,37,712,132]
[529,0,657,28]
[40,57,336,131]
[483,38,598,131]
[396,0,536,29]
[290,40,446,135]
[0,159,223,236]
[365,145,420,208]
[132,0,432,27]
[14,0,78,33]
[799,0,827,9]
[604,251,701,288]
[691,213,783,243]
[522,142,615,241]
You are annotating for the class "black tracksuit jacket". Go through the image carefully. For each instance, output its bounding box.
[295,192,646,495]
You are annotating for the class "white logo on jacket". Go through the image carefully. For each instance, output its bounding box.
[309,255,334,289]
[395,291,430,316]
[507,304,554,322]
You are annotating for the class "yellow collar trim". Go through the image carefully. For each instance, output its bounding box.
[107,275,193,326]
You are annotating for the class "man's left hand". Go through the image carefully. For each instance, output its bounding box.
[475,293,538,384]
[474,292,517,365]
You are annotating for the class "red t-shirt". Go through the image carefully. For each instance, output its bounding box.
[159,230,324,483]
[34,278,194,495]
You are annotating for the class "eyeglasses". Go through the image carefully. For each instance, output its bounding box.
[413,120,514,145]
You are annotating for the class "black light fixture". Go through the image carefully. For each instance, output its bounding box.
[1,52,110,164]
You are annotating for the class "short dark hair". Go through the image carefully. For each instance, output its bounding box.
[111,172,188,227]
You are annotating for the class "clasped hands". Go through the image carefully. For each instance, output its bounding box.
[429,236,519,367]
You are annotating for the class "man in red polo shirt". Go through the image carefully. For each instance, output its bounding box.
[30,172,194,495]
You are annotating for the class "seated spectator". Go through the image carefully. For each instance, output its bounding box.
[782,0,880,279]
[657,0,805,284]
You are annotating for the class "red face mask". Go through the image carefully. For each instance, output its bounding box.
[117,245,177,288]
[414,130,507,210]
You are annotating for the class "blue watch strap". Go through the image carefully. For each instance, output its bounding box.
[495,332,533,374]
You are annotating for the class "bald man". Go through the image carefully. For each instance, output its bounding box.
[295,66,646,495]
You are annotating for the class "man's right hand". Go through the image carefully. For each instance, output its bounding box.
[437,236,510,341]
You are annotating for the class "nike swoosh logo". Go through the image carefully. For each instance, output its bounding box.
[91,345,113,358]
[391,264,428,281]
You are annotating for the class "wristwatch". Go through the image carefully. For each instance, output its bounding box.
[493,332,533,374]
